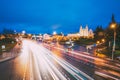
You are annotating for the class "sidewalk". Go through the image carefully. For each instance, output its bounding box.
[0,43,22,63]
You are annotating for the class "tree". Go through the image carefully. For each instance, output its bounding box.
[94,25,105,41]
[105,14,120,49]
[116,24,120,49]
[2,28,14,34]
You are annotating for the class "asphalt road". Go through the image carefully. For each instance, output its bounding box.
[0,40,93,80]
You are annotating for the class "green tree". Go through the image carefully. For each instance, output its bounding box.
[94,25,105,41]
[105,14,120,49]
[3,28,14,34]
[116,24,120,49]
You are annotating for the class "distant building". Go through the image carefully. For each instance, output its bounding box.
[31,34,43,40]
[67,25,94,38]
[79,25,89,37]
[79,25,94,38]
[67,33,80,37]
[43,34,51,40]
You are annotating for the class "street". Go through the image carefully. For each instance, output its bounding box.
[0,39,120,80]
[44,42,120,80]
[0,40,94,80]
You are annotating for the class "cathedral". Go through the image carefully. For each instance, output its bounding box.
[67,25,94,38]
[79,25,94,38]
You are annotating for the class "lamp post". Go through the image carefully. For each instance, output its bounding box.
[110,23,117,60]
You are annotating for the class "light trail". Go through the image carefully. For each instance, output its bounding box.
[39,45,94,80]
[21,39,94,80]
[43,43,120,79]
[29,50,34,80]
[23,40,67,80]
[95,71,119,80]
[30,45,61,80]
[44,43,120,71]
[19,40,29,80]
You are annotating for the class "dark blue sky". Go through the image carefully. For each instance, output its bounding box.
[0,0,120,34]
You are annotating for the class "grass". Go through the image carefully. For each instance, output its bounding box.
[114,50,120,57]
[74,38,95,46]
[97,47,120,58]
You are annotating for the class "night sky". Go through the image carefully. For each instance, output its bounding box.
[0,0,120,34]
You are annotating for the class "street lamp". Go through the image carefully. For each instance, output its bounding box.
[53,31,57,35]
[101,39,105,43]
[22,30,26,34]
[110,23,117,60]
[96,41,100,45]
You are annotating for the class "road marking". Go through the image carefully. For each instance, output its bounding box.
[95,71,119,80]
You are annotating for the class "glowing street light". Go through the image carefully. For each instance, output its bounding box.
[53,31,57,35]
[22,30,26,34]
[111,23,116,29]
[110,23,117,60]
[101,39,105,43]
[97,41,100,44]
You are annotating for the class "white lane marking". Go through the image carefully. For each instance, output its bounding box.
[95,71,119,80]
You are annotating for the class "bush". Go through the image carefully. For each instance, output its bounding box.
[0,38,16,45]
[74,38,95,45]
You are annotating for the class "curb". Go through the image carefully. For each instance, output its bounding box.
[0,55,18,63]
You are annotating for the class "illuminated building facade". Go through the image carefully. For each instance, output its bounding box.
[67,25,94,38]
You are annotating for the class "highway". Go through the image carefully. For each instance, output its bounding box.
[0,40,93,80]
[1,39,120,80]
[43,42,120,80]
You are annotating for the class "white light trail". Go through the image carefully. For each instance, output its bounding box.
[22,40,68,80]
[95,71,119,80]
[39,45,94,80]
[43,43,120,79]
[21,39,95,80]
